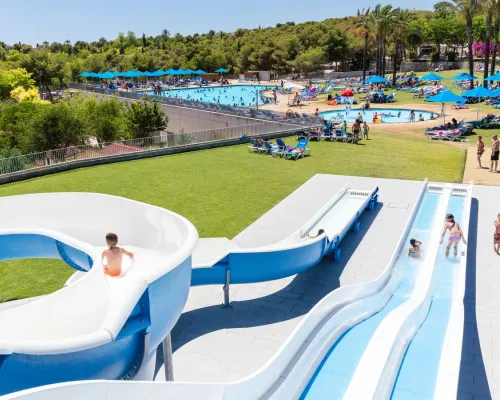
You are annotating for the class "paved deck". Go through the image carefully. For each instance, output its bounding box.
[156,175,500,399]
[157,175,421,382]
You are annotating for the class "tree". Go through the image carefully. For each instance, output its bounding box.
[80,96,129,143]
[0,68,35,100]
[126,97,168,139]
[453,0,481,86]
[292,47,325,74]
[20,49,70,102]
[28,100,88,152]
[491,1,500,74]
[482,0,499,83]
[392,9,414,84]
[356,8,371,83]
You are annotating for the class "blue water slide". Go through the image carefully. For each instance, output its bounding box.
[0,193,199,396]
[191,186,379,287]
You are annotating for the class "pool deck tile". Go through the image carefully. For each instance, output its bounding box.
[155,175,500,399]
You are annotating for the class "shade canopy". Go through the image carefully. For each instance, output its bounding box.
[490,88,500,97]
[462,86,496,98]
[97,71,116,79]
[452,72,477,80]
[366,75,389,84]
[87,72,98,77]
[215,68,229,73]
[485,72,500,81]
[420,73,443,81]
[426,91,465,103]
[283,82,305,90]
[194,69,207,74]
[184,69,195,74]
[78,72,90,77]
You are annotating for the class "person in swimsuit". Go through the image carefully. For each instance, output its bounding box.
[363,122,370,140]
[408,239,423,258]
[308,229,325,239]
[490,135,499,172]
[477,136,485,169]
[440,214,467,257]
[102,233,134,277]
[352,120,361,144]
[494,213,500,255]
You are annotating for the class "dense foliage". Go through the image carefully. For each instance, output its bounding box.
[0,95,169,155]
[0,3,498,82]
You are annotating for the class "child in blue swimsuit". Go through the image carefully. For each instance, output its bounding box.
[408,238,422,258]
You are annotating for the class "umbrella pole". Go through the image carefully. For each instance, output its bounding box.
[478,96,481,121]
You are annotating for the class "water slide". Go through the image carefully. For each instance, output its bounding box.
[0,185,378,397]
[3,180,473,400]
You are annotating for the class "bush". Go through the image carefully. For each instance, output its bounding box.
[446,51,457,62]
[126,97,169,139]
[430,52,440,62]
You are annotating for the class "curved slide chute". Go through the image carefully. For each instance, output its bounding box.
[191,185,379,286]
[1,182,473,400]
[0,193,198,396]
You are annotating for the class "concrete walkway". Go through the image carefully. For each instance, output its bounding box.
[464,147,500,187]
[156,175,500,399]
[157,175,421,382]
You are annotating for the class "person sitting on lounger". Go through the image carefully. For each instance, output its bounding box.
[408,238,423,258]
[308,229,325,238]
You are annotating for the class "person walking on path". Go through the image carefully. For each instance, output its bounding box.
[477,136,485,169]
[490,135,500,173]
[363,122,370,140]
[352,120,361,144]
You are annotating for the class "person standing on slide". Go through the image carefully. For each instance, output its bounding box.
[440,214,467,257]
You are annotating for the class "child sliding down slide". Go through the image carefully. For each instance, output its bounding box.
[102,232,134,277]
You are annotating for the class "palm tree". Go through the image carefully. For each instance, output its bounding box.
[490,0,500,74]
[369,4,395,77]
[391,9,415,85]
[453,0,481,85]
[483,0,499,83]
[356,8,371,83]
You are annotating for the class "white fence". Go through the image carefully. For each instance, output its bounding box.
[0,121,309,177]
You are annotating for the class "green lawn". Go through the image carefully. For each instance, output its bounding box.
[0,130,466,302]
[0,259,73,302]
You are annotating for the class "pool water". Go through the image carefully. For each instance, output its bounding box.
[139,85,277,107]
[321,108,438,124]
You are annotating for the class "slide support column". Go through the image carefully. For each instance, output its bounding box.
[163,333,174,382]
[222,269,232,308]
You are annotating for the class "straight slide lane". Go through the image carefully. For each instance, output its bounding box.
[299,189,443,400]
[343,187,452,400]
[391,191,470,399]
[191,185,378,286]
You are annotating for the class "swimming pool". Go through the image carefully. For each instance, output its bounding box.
[138,85,277,107]
[321,108,438,124]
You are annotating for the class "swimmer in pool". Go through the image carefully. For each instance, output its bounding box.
[408,238,423,258]
[102,233,134,277]
[440,214,467,257]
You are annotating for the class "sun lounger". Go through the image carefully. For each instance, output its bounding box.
[248,139,261,153]
[284,139,310,160]
[272,138,287,157]
[451,99,468,110]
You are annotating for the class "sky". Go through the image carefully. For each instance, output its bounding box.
[0,0,438,46]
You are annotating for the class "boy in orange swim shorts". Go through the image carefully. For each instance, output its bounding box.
[102,233,134,277]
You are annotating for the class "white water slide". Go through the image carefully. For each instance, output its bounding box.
[1,181,472,400]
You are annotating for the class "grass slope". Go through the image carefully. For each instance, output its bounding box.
[0,131,465,301]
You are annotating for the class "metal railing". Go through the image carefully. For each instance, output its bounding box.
[69,83,324,127]
[0,121,308,177]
